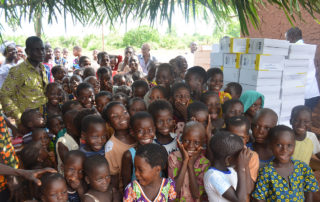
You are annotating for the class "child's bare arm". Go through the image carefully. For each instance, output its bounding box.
[174,140,189,194]
[57,142,69,163]
[187,147,203,199]
[121,150,133,189]
[253,199,266,202]
[305,192,313,202]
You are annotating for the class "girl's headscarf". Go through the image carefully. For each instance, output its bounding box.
[239,90,265,112]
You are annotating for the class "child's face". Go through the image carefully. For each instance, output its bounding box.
[62,77,71,94]
[77,88,95,108]
[85,123,107,152]
[100,73,112,90]
[50,117,64,135]
[114,76,126,86]
[31,112,45,128]
[70,77,81,95]
[110,58,117,68]
[185,74,203,92]
[80,58,91,68]
[129,57,139,71]
[133,87,148,99]
[291,110,311,138]
[224,103,244,120]
[247,98,262,118]
[46,86,63,106]
[156,69,173,88]
[149,89,165,103]
[134,156,160,186]
[87,77,100,95]
[228,125,249,145]
[225,86,239,99]
[182,127,204,155]
[108,105,130,130]
[64,114,79,137]
[173,88,190,107]
[252,115,277,144]
[87,164,110,192]
[208,74,223,93]
[98,55,110,67]
[33,130,50,149]
[205,95,221,120]
[192,111,209,128]
[64,156,84,190]
[271,131,295,164]
[133,118,155,145]
[96,96,111,114]
[63,49,68,58]
[42,178,68,202]
[129,101,146,117]
[54,49,61,58]
[54,69,66,82]
[155,110,175,136]
[45,48,53,61]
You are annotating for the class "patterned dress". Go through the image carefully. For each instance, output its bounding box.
[252,159,319,201]
[123,178,177,202]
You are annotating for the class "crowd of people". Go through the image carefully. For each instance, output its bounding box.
[0,35,319,202]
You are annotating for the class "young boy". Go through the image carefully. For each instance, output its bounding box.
[224,82,243,99]
[51,65,66,83]
[222,99,244,121]
[76,83,95,109]
[21,109,46,144]
[72,46,82,70]
[131,80,149,99]
[184,66,207,101]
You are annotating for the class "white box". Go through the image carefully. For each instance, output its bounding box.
[223,67,240,82]
[264,99,281,116]
[210,52,224,67]
[220,37,248,53]
[281,86,305,97]
[284,59,310,68]
[239,69,282,86]
[211,44,220,53]
[282,68,307,87]
[241,84,281,100]
[241,54,285,70]
[279,115,291,126]
[288,43,317,59]
[223,53,241,68]
[248,38,289,56]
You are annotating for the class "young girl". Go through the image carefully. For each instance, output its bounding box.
[171,82,191,123]
[204,131,252,202]
[121,111,156,188]
[83,155,120,202]
[97,67,113,92]
[185,66,207,101]
[84,76,100,95]
[69,75,83,99]
[95,91,113,114]
[148,100,177,154]
[206,68,232,103]
[76,83,95,109]
[239,90,264,123]
[40,173,68,202]
[43,83,63,118]
[252,125,319,201]
[128,97,147,117]
[51,65,66,83]
[123,143,177,201]
[168,121,210,201]
[201,91,224,131]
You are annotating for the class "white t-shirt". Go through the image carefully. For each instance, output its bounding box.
[204,167,238,202]
[307,131,320,154]
[153,133,178,154]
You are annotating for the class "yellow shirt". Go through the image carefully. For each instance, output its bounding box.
[292,137,314,164]
[0,60,48,121]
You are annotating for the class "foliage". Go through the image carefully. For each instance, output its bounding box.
[123,26,160,47]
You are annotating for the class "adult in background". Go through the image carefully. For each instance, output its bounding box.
[286,27,320,110]
[138,43,157,75]
[185,41,197,68]
[0,36,48,123]
[118,46,135,73]
[15,45,26,64]
[0,42,17,88]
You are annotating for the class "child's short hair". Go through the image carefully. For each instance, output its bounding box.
[132,80,149,92]
[40,173,65,194]
[70,74,83,83]
[268,125,294,143]
[113,74,125,85]
[171,82,190,97]
[207,67,223,79]
[97,67,112,79]
[290,105,311,122]
[79,56,90,66]
[226,116,250,134]
[114,86,131,96]
[209,131,243,160]
[112,92,128,103]
[76,83,94,97]
[226,82,243,97]
[130,111,153,128]
[150,86,168,98]
[136,143,168,169]
[187,101,208,120]
[46,115,62,129]
[73,45,82,51]
[83,67,96,79]
[222,99,244,114]
[128,97,146,108]
[182,121,205,139]
[253,108,278,124]
[61,100,81,115]
[64,150,86,163]
[102,101,123,122]
[45,82,62,94]
[200,91,219,103]
[97,52,109,63]
[20,141,42,169]
[21,109,39,128]
[148,100,173,120]
[84,154,109,176]
[156,63,175,77]
[185,66,207,84]
[73,108,98,134]
[51,65,64,76]
[95,91,113,101]
[81,114,105,133]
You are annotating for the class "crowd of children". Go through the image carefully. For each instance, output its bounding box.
[1,41,320,202]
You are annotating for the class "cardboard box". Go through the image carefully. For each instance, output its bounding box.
[211,44,220,53]
[264,99,281,116]
[220,37,249,53]
[281,86,305,97]
[239,69,282,86]
[241,84,281,100]
[248,38,289,56]
[288,43,317,59]
[210,52,224,67]
[241,54,285,70]
[284,59,310,68]
[223,67,240,82]
[282,67,307,85]
[223,53,241,68]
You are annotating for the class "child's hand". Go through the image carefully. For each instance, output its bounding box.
[175,101,188,121]
[188,146,203,166]
[175,122,185,138]
[237,148,252,169]
[177,139,189,162]
[206,114,213,143]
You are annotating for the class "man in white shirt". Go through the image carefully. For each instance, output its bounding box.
[185,42,197,69]
[138,43,157,75]
[0,42,17,88]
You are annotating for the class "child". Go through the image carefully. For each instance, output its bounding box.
[63,150,87,202]
[70,74,83,99]
[76,83,95,109]
[97,67,113,92]
[73,46,82,69]
[251,108,278,168]
[170,55,188,80]
[201,91,224,131]
[226,116,260,199]
[128,97,147,117]
[123,143,177,201]
[80,114,108,157]
[95,91,113,114]
[21,109,46,144]
[112,92,128,107]
[61,100,83,115]
[51,65,66,83]
[47,115,64,138]
[290,105,320,164]
[185,66,207,101]
[83,155,120,202]
[79,56,91,68]
[204,131,252,202]
[44,82,63,118]
[148,100,177,154]
[154,63,174,94]
[62,76,71,95]
[187,101,209,128]
[84,76,100,94]
[113,74,127,87]
[148,85,166,104]
[224,82,243,99]
[40,173,68,202]
[126,55,143,82]
[20,141,49,169]
[240,90,264,123]
[114,85,132,97]
[132,80,149,99]
[207,68,232,103]
[103,102,136,183]
[97,51,110,68]
[83,67,96,79]
[168,121,210,201]
[252,125,319,201]
[121,111,156,188]
[171,82,191,123]
[222,99,244,121]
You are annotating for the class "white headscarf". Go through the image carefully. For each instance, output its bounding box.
[0,41,16,55]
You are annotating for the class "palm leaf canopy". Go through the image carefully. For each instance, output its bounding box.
[1,0,320,35]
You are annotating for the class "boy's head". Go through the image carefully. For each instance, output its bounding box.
[32,128,50,149]
[40,173,68,202]
[44,44,53,61]
[63,150,86,190]
[83,67,96,79]
[129,55,139,72]
[63,109,79,137]
[76,82,95,108]
[73,46,82,57]
[84,76,100,95]
[182,121,205,153]
[187,101,209,127]
[97,52,110,67]
[113,74,126,86]
[149,86,167,103]
[62,76,71,94]
[171,82,191,107]
[128,97,147,117]
[84,155,111,192]
[225,82,242,99]
[200,91,221,120]
[45,82,63,106]
[112,92,128,107]
[130,111,155,145]
[132,80,149,99]
[148,99,174,136]
[97,67,112,91]
[47,115,64,135]
[95,91,113,114]
[61,100,83,115]
[70,75,83,95]
[222,99,244,121]
[73,108,99,137]
[252,108,278,144]
[102,101,130,131]
[79,56,91,68]
[209,131,243,166]
[155,63,174,89]
[290,105,312,138]
[81,114,107,152]
[21,109,45,130]
[226,116,250,145]
[207,68,223,93]
[21,141,48,169]
[184,66,207,98]
[51,65,66,82]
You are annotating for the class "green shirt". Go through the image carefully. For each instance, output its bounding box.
[0,59,48,121]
